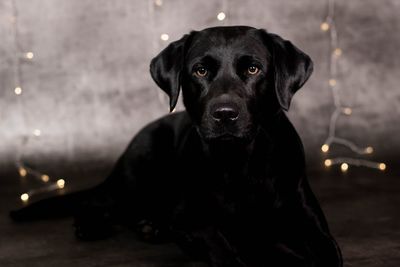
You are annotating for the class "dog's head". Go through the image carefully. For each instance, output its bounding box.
[150,26,313,143]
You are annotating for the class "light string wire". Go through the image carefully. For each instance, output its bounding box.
[149,0,228,112]
[10,0,65,203]
[320,0,386,172]
[149,0,168,107]
[15,0,230,202]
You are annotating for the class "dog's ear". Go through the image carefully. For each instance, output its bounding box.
[150,33,194,112]
[259,30,313,110]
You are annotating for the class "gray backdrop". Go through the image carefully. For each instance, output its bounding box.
[1,0,399,175]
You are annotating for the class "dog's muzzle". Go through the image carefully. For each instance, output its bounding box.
[199,95,254,142]
[210,104,240,122]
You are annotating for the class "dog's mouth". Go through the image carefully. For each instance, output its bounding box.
[194,104,257,144]
[206,134,243,143]
[196,126,257,145]
[214,134,238,141]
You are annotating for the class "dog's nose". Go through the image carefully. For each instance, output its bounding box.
[212,106,239,121]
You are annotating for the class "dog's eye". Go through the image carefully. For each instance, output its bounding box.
[247,66,260,75]
[194,66,208,77]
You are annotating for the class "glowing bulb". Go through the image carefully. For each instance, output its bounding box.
[324,159,332,167]
[14,87,22,95]
[320,22,330,31]
[20,193,29,202]
[160,34,169,41]
[341,163,349,172]
[217,12,226,21]
[19,167,27,177]
[334,48,342,57]
[343,107,352,115]
[57,179,65,189]
[25,52,34,59]
[321,144,330,153]
[154,0,162,6]
[41,174,50,182]
[329,79,337,87]
[33,129,41,136]
[365,146,374,154]
[379,163,386,171]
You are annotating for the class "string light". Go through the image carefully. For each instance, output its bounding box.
[321,144,330,153]
[20,193,29,202]
[333,48,342,57]
[25,51,34,59]
[340,163,349,172]
[379,163,386,171]
[17,164,53,183]
[19,167,27,177]
[10,0,67,202]
[323,158,386,171]
[328,79,337,87]
[41,174,50,182]
[365,146,374,154]
[150,0,229,109]
[148,0,169,106]
[56,179,65,189]
[320,0,386,171]
[217,12,226,21]
[14,86,22,95]
[342,107,352,115]
[324,159,332,167]
[18,180,66,203]
[15,162,65,200]
[219,0,228,25]
[160,33,169,41]
[320,22,330,31]
[154,0,162,7]
[33,129,41,136]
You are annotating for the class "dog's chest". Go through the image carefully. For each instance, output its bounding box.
[181,168,277,222]
[218,174,276,213]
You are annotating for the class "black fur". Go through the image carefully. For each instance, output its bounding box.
[11,26,342,267]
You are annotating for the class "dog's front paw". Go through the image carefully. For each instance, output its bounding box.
[136,219,164,243]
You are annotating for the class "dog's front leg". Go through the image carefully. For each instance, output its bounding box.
[73,186,116,241]
[175,227,248,267]
[203,229,247,267]
[295,176,343,267]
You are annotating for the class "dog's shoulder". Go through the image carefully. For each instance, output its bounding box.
[141,111,193,140]
[266,111,306,164]
[125,111,194,158]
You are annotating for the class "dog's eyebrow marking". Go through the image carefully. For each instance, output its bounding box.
[188,55,219,69]
[236,54,264,63]
[190,55,213,63]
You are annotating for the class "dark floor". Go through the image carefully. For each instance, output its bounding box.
[1,164,400,267]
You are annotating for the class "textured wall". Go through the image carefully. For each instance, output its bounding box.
[0,0,399,174]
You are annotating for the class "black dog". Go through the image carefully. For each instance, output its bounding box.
[11,26,342,267]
